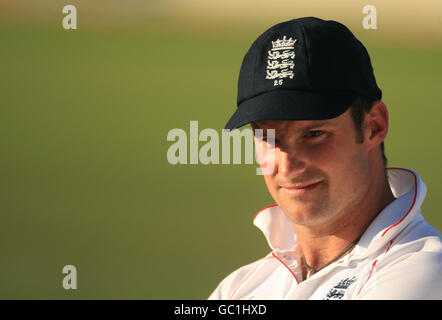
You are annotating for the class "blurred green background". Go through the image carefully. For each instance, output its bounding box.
[0,0,441,299]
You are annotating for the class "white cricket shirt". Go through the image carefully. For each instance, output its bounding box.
[209,168,442,300]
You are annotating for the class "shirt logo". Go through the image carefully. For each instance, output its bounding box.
[323,276,357,300]
[265,36,296,86]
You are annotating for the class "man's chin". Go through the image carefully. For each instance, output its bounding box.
[277,202,329,226]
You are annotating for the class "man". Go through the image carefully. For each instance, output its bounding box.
[208,17,442,299]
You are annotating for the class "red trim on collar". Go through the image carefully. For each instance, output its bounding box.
[253,204,279,221]
[381,168,418,237]
[271,252,300,285]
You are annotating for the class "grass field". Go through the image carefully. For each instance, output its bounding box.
[0,12,441,299]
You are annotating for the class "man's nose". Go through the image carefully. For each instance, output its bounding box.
[277,147,306,177]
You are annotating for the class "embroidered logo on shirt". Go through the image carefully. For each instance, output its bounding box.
[265,36,296,86]
[323,276,357,300]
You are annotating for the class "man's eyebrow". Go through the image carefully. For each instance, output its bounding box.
[302,121,329,131]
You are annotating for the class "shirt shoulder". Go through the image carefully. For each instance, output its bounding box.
[358,217,442,299]
[208,254,272,300]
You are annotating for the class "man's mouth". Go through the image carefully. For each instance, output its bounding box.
[280,181,322,195]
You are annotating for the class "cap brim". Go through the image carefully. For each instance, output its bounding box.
[224,90,357,130]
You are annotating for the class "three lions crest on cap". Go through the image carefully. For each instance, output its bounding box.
[265,36,297,86]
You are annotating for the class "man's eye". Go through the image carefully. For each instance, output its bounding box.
[262,136,275,143]
[257,134,270,141]
[257,135,278,145]
[307,130,324,138]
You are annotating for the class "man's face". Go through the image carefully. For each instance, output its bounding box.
[253,109,373,228]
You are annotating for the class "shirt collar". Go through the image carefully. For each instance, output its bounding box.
[253,168,426,255]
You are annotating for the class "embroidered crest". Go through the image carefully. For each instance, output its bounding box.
[323,276,357,300]
[265,36,297,86]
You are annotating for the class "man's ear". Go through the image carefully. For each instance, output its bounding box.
[363,100,389,151]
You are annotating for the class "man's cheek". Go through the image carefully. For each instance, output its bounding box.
[255,141,277,175]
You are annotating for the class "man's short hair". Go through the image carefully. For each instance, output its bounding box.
[350,96,387,167]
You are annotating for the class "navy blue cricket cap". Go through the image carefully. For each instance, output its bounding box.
[224,17,382,130]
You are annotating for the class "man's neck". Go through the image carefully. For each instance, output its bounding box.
[295,170,395,280]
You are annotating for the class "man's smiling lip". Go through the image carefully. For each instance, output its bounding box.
[280,181,322,194]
